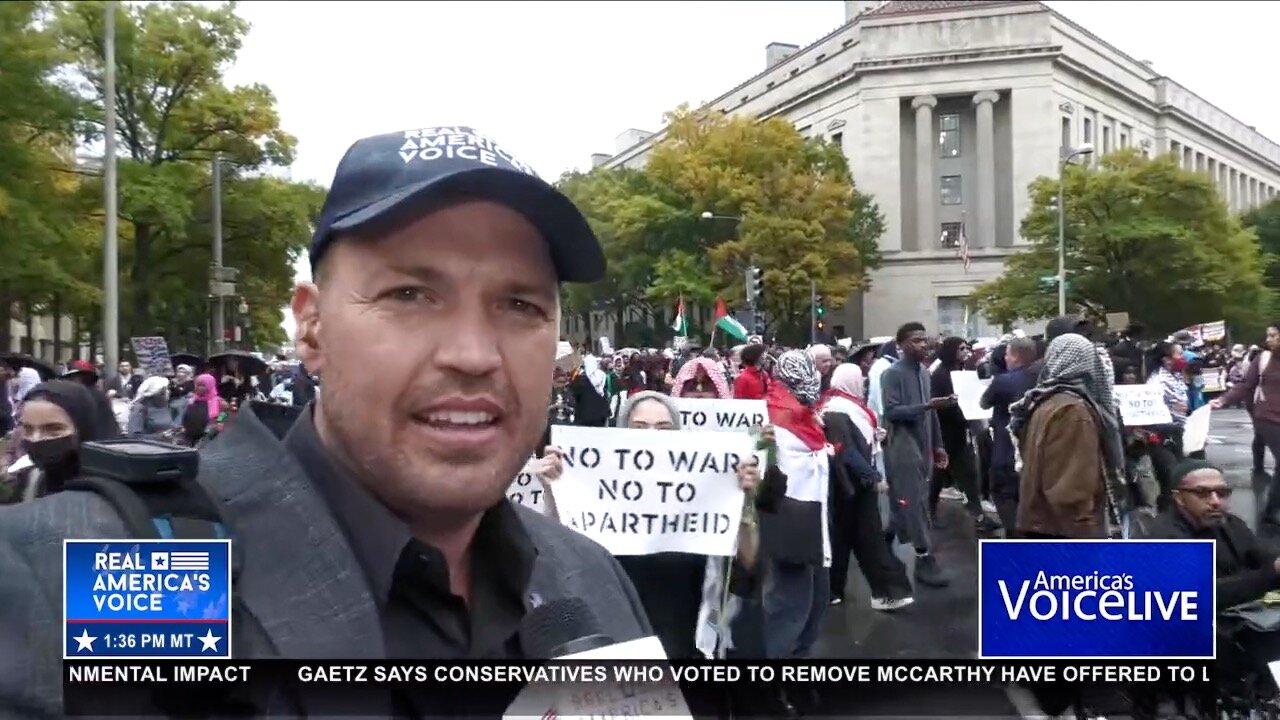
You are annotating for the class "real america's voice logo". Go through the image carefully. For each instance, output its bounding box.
[63,539,233,660]
[978,539,1216,659]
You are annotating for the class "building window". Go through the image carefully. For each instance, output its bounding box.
[940,222,962,248]
[1083,117,1093,144]
[939,114,960,158]
[831,132,843,152]
[1120,126,1130,148]
[1061,117,1072,151]
[1102,126,1111,154]
[940,175,963,205]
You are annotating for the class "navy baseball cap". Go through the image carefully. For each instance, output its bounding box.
[310,126,605,283]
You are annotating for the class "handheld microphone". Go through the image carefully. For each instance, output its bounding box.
[519,597,615,658]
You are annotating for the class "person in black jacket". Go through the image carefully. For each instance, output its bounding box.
[930,336,999,532]
[1141,459,1280,694]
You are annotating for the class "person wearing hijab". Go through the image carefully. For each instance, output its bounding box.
[672,357,730,399]
[127,375,176,437]
[535,390,761,662]
[821,363,914,611]
[168,364,196,422]
[758,350,832,663]
[3,380,118,502]
[1011,333,1121,539]
[62,360,122,440]
[568,354,611,427]
[181,373,227,447]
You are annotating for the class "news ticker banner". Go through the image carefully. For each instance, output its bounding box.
[978,539,1216,659]
[63,660,1216,717]
[64,540,233,660]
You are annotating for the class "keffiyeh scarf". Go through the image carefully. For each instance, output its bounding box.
[773,350,821,407]
[1009,333,1126,532]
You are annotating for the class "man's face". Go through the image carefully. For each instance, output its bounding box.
[118,362,131,376]
[901,330,929,361]
[175,368,191,382]
[1266,325,1279,352]
[1174,468,1231,528]
[293,199,559,516]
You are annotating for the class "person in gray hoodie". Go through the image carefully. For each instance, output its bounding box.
[880,321,955,588]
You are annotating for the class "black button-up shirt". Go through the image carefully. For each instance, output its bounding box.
[284,407,538,659]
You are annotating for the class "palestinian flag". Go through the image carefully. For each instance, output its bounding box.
[714,297,749,341]
[671,296,687,336]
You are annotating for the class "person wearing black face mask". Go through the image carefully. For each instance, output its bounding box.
[2,380,118,503]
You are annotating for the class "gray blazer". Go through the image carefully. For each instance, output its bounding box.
[0,404,652,717]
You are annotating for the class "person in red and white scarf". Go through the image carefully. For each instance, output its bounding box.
[821,363,914,611]
[757,350,831,664]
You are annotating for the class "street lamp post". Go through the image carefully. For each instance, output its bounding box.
[102,0,119,378]
[1057,143,1094,315]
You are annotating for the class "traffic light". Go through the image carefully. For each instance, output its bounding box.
[814,293,826,331]
[744,266,764,307]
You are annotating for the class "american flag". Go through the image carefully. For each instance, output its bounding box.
[957,220,971,273]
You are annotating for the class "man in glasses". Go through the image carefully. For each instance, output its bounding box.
[1142,459,1280,698]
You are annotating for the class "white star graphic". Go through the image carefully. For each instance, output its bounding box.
[73,629,97,652]
[198,629,221,652]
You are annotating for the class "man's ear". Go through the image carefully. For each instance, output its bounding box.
[291,282,323,373]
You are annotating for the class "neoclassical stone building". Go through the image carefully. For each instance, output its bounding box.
[569,0,1280,343]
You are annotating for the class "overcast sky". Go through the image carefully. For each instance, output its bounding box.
[221,1,1276,334]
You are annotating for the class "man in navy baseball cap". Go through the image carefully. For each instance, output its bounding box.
[310,125,605,282]
[275,125,648,660]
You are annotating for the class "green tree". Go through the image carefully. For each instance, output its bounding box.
[1241,197,1280,323]
[0,1,96,350]
[646,108,883,344]
[55,0,303,344]
[971,149,1268,336]
[557,167,693,345]
[560,107,884,346]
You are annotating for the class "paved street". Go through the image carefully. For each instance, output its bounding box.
[810,407,1271,716]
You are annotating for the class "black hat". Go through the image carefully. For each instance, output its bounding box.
[1045,315,1092,341]
[310,126,605,283]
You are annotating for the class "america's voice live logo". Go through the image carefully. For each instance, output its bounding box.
[978,539,1216,659]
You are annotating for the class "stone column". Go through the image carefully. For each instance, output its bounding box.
[911,95,937,252]
[972,90,999,248]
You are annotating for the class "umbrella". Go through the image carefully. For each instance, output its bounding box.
[1,353,58,381]
[207,350,267,377]
[170,352,204,371]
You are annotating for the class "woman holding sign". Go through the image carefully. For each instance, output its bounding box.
[535,389,763,662]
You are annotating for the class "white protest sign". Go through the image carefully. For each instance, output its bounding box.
[1182,405,1213,455]
[129,336,171,376]
[1201,367,1226,393]
[1114,384,1173,426]
[950,370,992,421]
[671,397,766,432]
[506,457,549,514]
[548,425,751,556]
